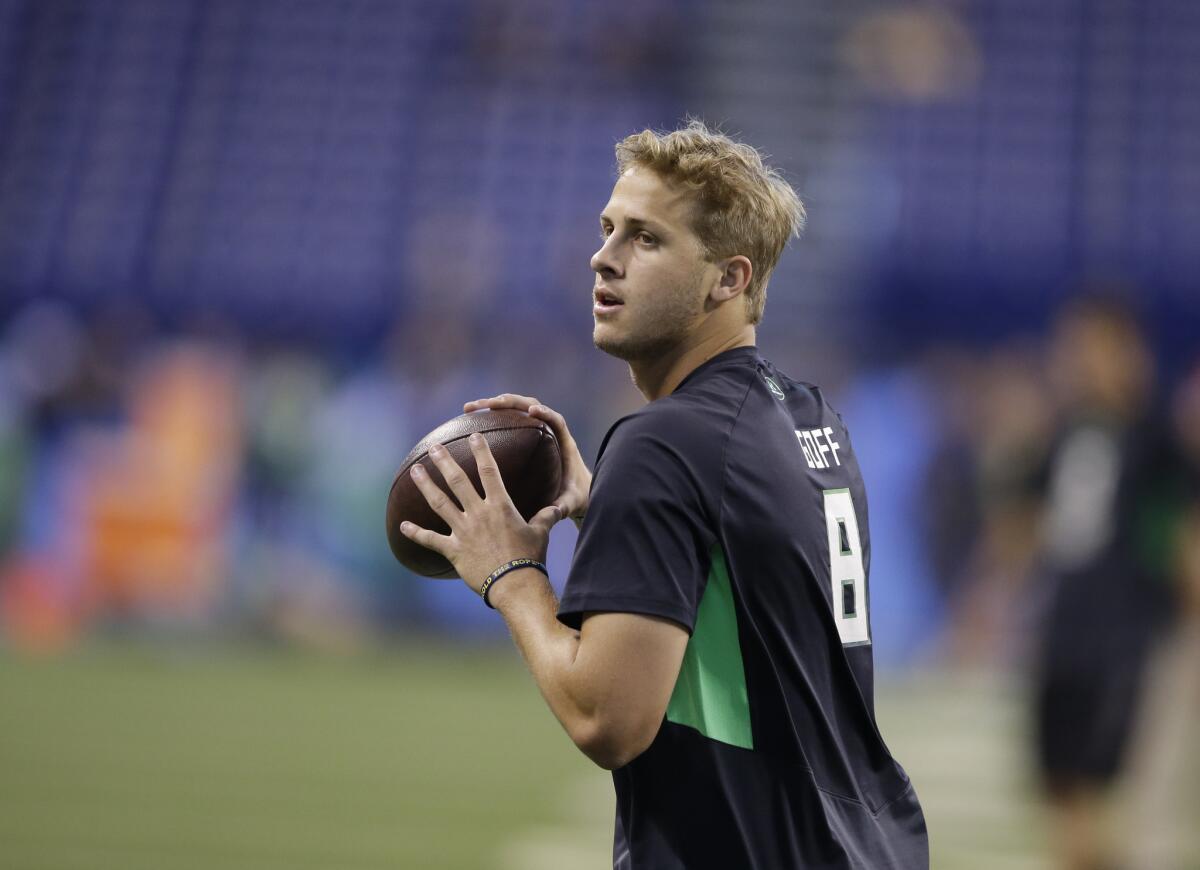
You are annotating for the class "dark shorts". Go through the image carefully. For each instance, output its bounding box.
[1033,654,1149,792]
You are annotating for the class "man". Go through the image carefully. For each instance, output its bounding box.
[1031,297,1188,870]
[399,121,929,868]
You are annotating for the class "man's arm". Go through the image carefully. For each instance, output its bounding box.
[456,395,690,766]
[487,569,689,770]
[397,427,689,770]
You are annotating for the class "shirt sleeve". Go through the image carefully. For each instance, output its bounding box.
[557,410,719,632]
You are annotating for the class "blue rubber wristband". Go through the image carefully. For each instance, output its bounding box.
[480,558,547,608]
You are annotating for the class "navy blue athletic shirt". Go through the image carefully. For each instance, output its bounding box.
[558,346,929,870]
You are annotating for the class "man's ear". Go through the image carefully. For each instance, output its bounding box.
[711,255,753,303]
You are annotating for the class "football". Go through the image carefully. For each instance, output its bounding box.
[386,408,562,578]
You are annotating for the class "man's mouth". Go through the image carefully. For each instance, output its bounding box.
[594,289,624,313]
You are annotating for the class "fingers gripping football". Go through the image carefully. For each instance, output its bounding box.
[403,463,457,552]
[400,433,555,591]
[528,403,591,521]
[470,434,505,501]
[463,394,594,522]
[463,393,541,413]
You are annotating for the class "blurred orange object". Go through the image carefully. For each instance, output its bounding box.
[0,554,81,654]
[78,342,242,620]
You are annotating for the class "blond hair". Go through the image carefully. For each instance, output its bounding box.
[614,120,805,324]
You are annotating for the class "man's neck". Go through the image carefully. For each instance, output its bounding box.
[630,326,756,402]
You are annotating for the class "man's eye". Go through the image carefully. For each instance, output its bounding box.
[636,232,656,245]
[600,226,613,239]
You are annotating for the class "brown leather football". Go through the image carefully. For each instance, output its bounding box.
[386,408,562,578]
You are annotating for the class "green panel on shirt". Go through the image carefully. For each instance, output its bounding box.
[665,544,753,750]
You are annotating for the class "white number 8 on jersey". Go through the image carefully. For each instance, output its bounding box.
[823,488,870,646]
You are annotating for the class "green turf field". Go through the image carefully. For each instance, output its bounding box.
[1,644,1195,869]
[0,642,607,870]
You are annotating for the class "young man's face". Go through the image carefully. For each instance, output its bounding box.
[590,167,718,362]
[1052,312,1149,415]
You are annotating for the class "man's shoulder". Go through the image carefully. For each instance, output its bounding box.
[761,364,836,421]
[618,378,748,442]
[597,385,745,478]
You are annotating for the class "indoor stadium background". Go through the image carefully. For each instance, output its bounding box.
[0,1,1197,868]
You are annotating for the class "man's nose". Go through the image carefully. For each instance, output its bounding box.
[591,238,621,277]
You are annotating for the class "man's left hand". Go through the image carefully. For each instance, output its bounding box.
[398,432,561,594]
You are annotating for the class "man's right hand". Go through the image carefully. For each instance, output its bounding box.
[463,394,593,527]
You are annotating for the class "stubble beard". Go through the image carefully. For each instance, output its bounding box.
[593,278,706,364]
[594,318,690,363]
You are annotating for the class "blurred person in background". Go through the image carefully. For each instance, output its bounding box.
[0,299,153,649]
[1030,296,1190,870]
